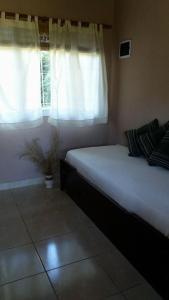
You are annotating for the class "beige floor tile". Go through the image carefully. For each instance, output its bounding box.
[0,218,31,251]
[36,226,113,270]
[13,186,93,225]
[0,190,19,221]
[12,185,46,202]
[62,204,96,228]
[13,187,75,219]
[0,207,20,223]
[0,273,57,300]
[0,187,160,300]
[0,190,13,204]
[25,203,94,242]
[25,210,73,241]
[94,250,144,292]
[0,244,44,285]
[124,283,162,300]
[48,258,118,300]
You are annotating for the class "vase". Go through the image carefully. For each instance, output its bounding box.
[45,175,54,189]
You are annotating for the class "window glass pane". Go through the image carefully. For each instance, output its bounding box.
[41,50,101,120]
[41,50,51,107]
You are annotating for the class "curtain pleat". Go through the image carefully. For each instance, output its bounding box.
[0,14,42,128]
[48,20,108,126]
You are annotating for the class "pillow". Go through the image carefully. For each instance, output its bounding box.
[149,130,169,169]
[138,127,166,159]
[125,119,159,157]
[164,120,169,130]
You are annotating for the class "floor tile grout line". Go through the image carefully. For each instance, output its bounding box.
[10,188,97,243]
[33,229,75,243]
[121,283,143,294]
[120,281,155,297]
[28,221,95,244]
[90,254,144,296]
[91,257,124,295]
[0,271,45,288]
[8,189,146,299]
[103,290,128,300]
[15,219,95,244]
[0,242,33,253]
[9,189,76,244]
[81,238,147,295]
[31,242,59,300]
[12,192,122,299]
[45,253,109,272]
[0,222,106,254]
[14,202,59,300]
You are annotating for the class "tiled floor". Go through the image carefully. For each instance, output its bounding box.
[0,186,162,300]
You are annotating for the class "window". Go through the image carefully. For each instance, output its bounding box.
[41,21,107,125]
[0,17,107,127]
[54,51,101,119]
[40,50,101,118]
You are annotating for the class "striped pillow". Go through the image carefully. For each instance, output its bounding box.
[164,120,169,130]
[125,119,159,157]
[149,130,169,169]
[138,127,166,159]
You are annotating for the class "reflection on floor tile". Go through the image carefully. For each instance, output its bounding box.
[124,283,162,300]
[13,187,76,219]
[0,186,162,300]
[24,210,73,241]
[0,244,44,285]
[24,206,94,242]
[48,258,118,300]
[36,226,112,270]
[0,273,57,300]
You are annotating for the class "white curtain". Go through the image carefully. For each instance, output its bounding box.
[0,13,42,128]
[48,20,108,126]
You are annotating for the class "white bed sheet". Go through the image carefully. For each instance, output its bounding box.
[66,145,169,238]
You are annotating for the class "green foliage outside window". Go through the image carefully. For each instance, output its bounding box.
[41,51,51,107]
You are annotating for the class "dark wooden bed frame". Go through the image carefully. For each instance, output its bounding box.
[60,159,169,299]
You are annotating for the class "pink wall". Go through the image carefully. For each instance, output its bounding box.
[115,0,169,144]
[0,120,110,182]
[0,0,115,182]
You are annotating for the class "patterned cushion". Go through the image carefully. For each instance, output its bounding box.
[164,120,169,130]
[125,119,159,157]
[138,127,166,159]
[149,130,169,169]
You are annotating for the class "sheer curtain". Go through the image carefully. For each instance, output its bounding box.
[48,19,108,126]
[0,12,42,128]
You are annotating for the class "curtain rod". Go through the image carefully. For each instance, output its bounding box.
[1,11,112,29]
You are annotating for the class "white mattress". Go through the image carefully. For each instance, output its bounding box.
[66,145,169,238]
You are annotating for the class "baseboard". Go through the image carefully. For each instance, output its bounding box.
[0,177,44,191]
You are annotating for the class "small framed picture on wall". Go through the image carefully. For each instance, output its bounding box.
[119,40,131,59]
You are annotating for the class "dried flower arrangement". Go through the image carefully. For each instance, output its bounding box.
[20,133,59,187]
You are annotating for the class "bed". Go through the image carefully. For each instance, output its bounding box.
[60,145,169,299]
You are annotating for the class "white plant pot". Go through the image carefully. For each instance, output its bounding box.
[45,175,54,189]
